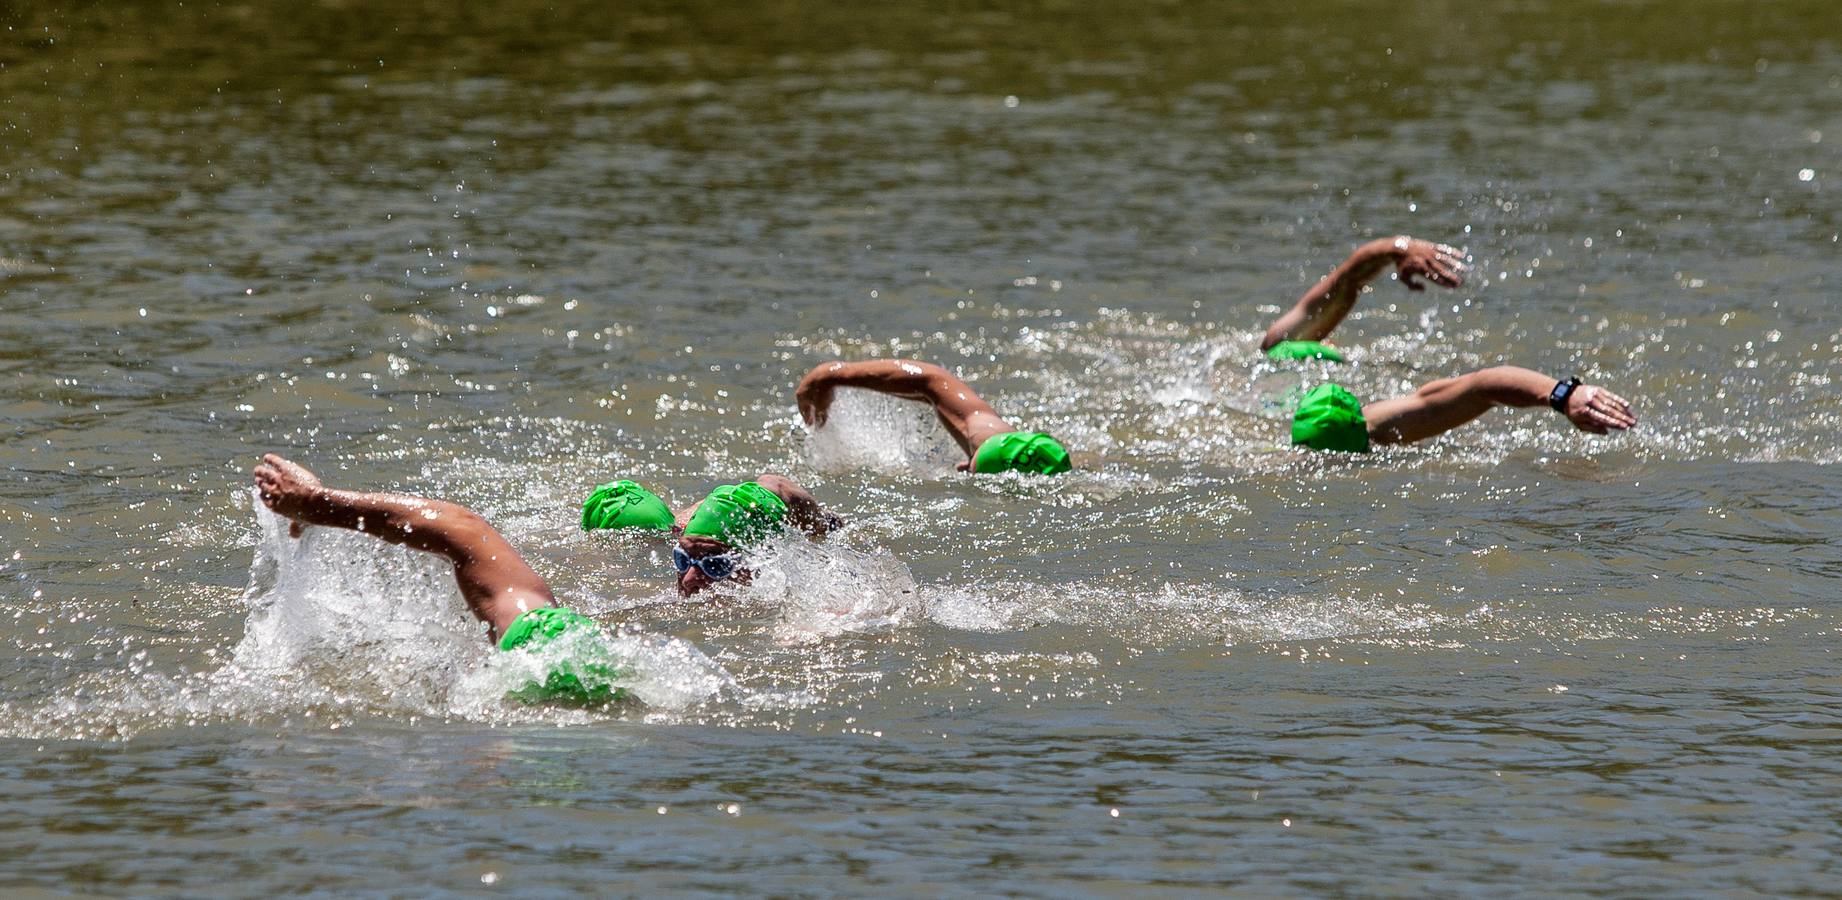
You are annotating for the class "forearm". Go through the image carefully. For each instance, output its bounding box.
[290,488,486,560]
[1460,366,1560,408]
[800,359,955,402]
[1263,238,1399,348]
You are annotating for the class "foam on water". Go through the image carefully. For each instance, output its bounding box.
[803,388,964,476]
[734,533,923,644]
[0,495,742,739]
[238,493,737,714]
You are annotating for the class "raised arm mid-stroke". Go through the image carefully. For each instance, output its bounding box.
[796,359,1017,460]
[253,453,554,641]
[1262,236,1468,351]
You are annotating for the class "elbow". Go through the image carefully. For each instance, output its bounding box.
[800,360,843,384]
[896,359,949,378]
[401,501,489,549]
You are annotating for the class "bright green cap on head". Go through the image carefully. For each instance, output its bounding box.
[682,482,789,546]
[581,480,674,532]
[1265,340,1345,363]
[497,607,631,706]
[973,431,1073,475]
[1291,383,1370,453]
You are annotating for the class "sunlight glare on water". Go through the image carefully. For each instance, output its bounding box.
[3,0,1842,893]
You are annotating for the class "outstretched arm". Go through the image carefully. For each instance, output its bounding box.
[1362,366,1638,445]
[795,359,1015,459]
[252,454,553,642]
[1262,236,1467,350]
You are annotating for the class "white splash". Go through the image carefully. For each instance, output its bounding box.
[238,492,734,713]
[804,387,963,475]
[737,534,923,643]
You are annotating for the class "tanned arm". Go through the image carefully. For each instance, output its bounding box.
[795,359,1015,459]
[1262,236,1468,350]
[1361,366,1638,446]
[253,454,554,642]
[752,474,840,537]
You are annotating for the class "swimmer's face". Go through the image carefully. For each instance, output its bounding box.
[675,535,751,597]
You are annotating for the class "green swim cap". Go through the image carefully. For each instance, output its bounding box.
[973,431,1073,475]
[1265,340,1345,363]
[682,482,789,546]
[1291,383,1370,453]
[498,607,630,706]
[581,480,674,532]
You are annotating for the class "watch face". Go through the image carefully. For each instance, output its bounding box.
[1549,378,1579,410]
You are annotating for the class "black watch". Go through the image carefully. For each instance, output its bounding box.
[1548,376,1582,412]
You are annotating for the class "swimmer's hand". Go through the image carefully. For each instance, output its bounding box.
[1391,237,1467,292]
[1565,385,1637,434]
[794,370,834,427]
[254,453,323,538]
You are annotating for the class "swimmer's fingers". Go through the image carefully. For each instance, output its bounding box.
[795,385,831,427]
[1425,257,1463,288]
[253,459,283,502]
[1400,269,1426,291]
[1586,387,1637,430]
[1429,251,1466,287]
[1566,386,1635,434]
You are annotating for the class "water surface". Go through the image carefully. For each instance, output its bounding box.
[4,0,1842,893]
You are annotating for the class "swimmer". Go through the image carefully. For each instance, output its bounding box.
[577,474,842,598]
[794,359,1072,475]
[668,475,839,597]
[254,453,620,704]
[1260,236,1637,452]
[253,455,840,707]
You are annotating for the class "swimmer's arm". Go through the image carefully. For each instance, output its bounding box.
[795,359,1006,455]
[1261,237,1467,350]
[1362,366,1637,445]
[752,474,838,538]
[253,455,553,640]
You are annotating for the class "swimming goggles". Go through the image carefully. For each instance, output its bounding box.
[673,545,742,581]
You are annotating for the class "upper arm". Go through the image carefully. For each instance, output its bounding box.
[753,474,831,537]
[919,367,1009,448]
[366,497,554,641]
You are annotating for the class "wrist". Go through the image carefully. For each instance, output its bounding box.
[1547,376,1582,413]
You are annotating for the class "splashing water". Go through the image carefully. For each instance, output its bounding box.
[803,388,964,475]
[1,495,744,739]
[734,533,923,644]
[240,492,738,713]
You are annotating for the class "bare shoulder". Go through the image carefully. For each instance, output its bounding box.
[751,473,810,503]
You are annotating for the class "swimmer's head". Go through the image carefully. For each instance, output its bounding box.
[971,431,1073,475]
[1265,340,1345,363]
[1291,383,1370,453]
[580,480,675,532]
[675,482,788,596]
[673,534,752,597]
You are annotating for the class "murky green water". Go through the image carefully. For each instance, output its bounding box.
[4,0,1842,893]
